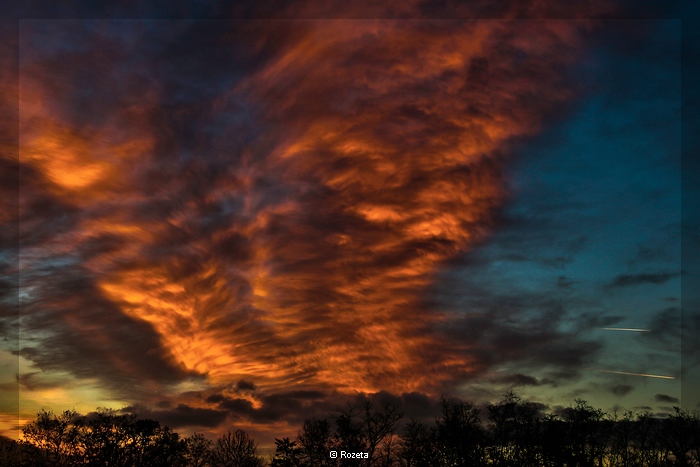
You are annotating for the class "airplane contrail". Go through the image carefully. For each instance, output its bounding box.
[598,370,675,379]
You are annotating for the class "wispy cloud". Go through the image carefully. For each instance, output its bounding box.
[606,272,680,288]
[654,393,679,404]
[13,17,598,402]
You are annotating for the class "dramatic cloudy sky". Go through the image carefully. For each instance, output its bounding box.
[1,0,697,448]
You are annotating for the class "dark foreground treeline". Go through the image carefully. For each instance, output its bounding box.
[1,393,699,467]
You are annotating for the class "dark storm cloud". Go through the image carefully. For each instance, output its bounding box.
[654,394,679,404]
[606,272,681,288]
[201,389,341,425]
[15,266,197,398]
[191,387,443,435]
[427,283,604,384]
[235,380,257,391]
[218,398,257,417]
[120,403,228,429]
[492,373,555,387]
[439,253,595,386]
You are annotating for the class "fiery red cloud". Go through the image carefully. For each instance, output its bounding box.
[5,8,618,439]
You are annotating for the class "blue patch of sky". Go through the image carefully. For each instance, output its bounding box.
[430,20,681,385]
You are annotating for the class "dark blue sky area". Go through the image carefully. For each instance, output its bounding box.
[430,19,684,411]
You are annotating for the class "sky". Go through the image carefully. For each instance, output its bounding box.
[1,0,697,449]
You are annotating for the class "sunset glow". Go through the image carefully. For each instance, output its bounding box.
[1,3,692,449]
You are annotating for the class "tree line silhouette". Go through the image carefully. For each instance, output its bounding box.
[1,392,699,466]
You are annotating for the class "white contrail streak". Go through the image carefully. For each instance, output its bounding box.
[601,327,651,332]
[598,370,675,380]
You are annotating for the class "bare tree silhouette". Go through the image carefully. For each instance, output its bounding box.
[298,418,332,467]
[208,429,264,467]
[13,396,700,467]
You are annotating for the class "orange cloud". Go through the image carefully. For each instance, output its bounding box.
[12,15,601,438]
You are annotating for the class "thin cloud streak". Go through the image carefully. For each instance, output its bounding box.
[598,370,675,380]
